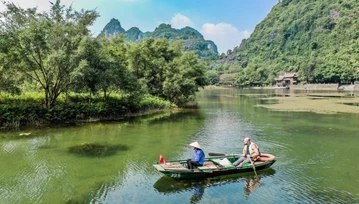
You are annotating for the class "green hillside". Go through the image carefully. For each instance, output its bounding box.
[217,0,359,86]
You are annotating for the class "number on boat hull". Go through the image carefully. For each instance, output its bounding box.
[171,173,181,178]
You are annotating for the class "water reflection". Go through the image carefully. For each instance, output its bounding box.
[153,169,275,203]
[130,110,203,125]
[243,175,261,199]
[190,184,205,203]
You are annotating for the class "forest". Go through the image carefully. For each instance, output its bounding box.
[0,1,207,129]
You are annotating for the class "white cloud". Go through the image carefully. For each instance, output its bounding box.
[171,13,194,29]
[201,23,251,54]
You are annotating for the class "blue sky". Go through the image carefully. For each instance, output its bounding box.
[0,0,278,53]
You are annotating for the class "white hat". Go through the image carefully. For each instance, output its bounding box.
[189,141,201,149]
[244,137,250,144]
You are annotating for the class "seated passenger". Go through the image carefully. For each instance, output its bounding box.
[187,141,205,169]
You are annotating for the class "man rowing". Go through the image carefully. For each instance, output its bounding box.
[233,137,260,168]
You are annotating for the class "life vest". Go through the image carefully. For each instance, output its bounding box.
[244,143,260,159]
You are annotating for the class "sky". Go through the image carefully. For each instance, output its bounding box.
[0,0,278,53]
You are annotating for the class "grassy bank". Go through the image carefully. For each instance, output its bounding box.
[0,93,175,130]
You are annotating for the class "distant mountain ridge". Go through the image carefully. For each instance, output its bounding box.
[98,18,218,60]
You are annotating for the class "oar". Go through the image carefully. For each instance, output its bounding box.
[248,157,258,177]
[208,152,242,156]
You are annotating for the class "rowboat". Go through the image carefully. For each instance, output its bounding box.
[153,153,276,180]
[154,168,276,194]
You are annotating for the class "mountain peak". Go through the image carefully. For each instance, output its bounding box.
[109,18,120,24]
[179,26,203,38]
[157,23,172,29]
[98,18,125,38]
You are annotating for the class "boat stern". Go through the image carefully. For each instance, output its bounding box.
[153,164,165,172]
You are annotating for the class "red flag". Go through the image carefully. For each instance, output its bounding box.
[159,154,166,164]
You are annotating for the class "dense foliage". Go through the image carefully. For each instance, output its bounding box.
[212,0,359,86]
[0,0,99,107]
[0,1,208,129]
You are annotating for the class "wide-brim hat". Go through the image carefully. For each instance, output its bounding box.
[190,141,201,149]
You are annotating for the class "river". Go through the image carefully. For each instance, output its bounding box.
[1,88,358,203]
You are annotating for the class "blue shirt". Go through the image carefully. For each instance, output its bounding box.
[193,149,205,165]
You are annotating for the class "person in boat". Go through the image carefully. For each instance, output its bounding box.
[187,141,205,169]
[233,137,260,168]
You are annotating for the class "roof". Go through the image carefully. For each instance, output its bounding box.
[219,73,236,80]
[276,73,297,81]
[282,73,297,78]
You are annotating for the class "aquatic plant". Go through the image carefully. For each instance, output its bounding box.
[68,143,129,157]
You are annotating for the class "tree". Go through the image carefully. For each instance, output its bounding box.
[126,38,207,105]
[163,52,207,105]
[127,38,177,98]
[0,1,98,107]
[0,66,21,94]
[207,70,220,85]
[96,36,128,99]
[102,36,143,102]
[71,37,102,95]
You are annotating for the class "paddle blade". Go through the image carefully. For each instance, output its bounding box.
[208,152,242,156]
[159,154,166,164]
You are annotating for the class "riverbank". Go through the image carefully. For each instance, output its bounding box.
[291,84,359,91]
[250,83,359,91]
[0,93,175,131]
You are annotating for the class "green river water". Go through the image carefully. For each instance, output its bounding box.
[1,88,358,203]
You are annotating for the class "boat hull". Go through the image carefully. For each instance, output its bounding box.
[153,155,276,180]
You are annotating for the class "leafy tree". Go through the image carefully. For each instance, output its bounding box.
[102,36,144,103]
[0,0,98,107]
[163,52,207,105]
[96,36,128,99]
[213,64,225,75]
[73,35,144,103]
[71,37,102,95]
[127,41,147,79]
[127,37,207,105]
[207,70,220,85]
[0,66,21,94]
[128,38,174,97]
